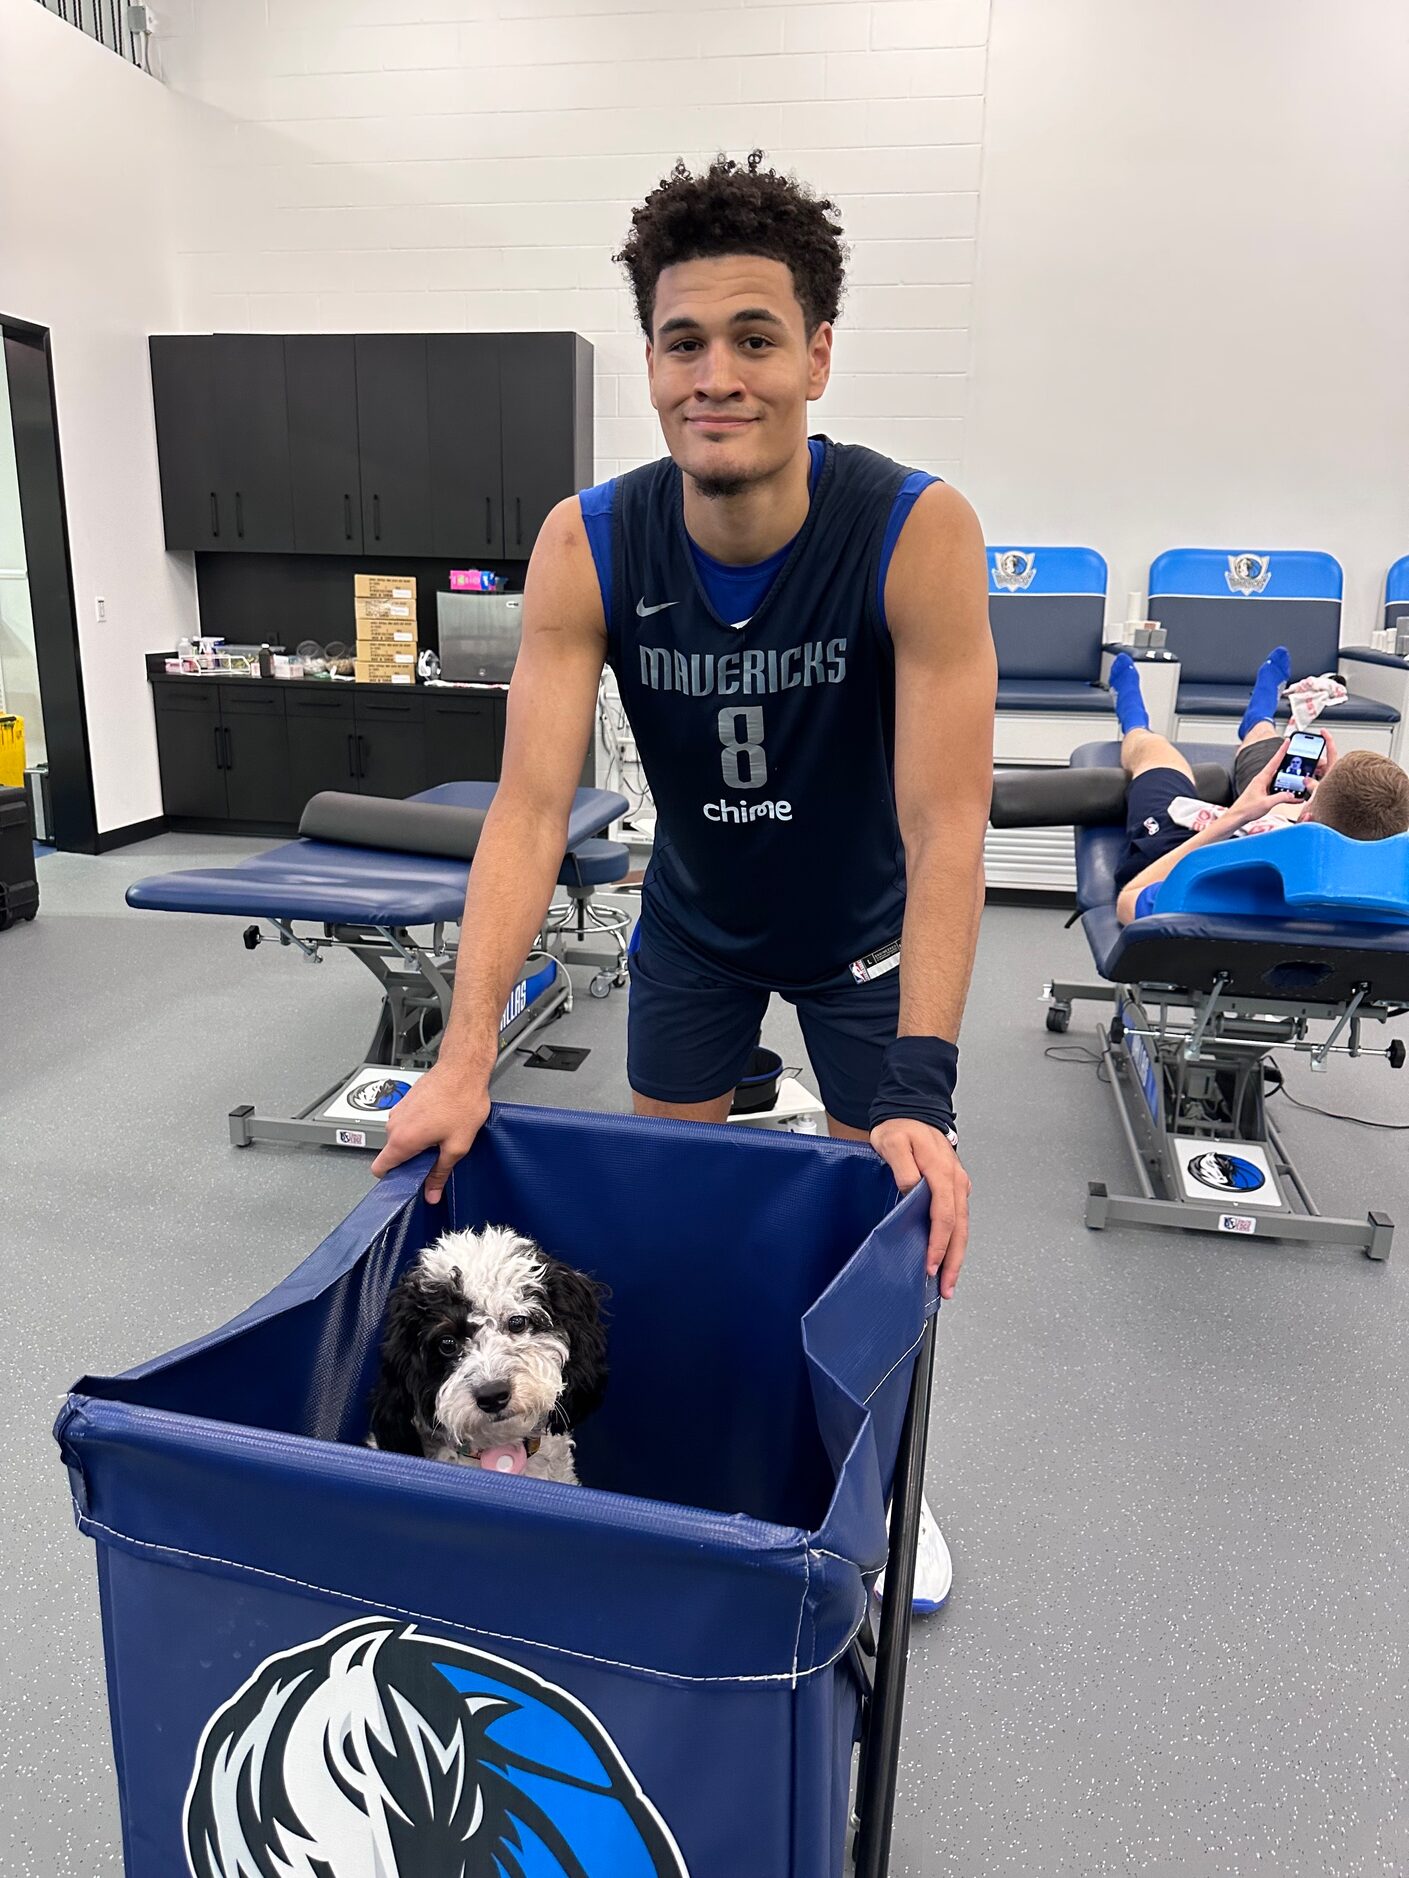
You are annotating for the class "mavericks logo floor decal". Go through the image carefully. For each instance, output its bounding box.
[1186,1151,1266,1194]
[184,1617,691,1878]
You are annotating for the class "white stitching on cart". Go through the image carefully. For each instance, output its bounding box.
[811,1546,864,1569]
[791,1544,811,1689]
[76,1509,860,1688]
[863,1324,926,1405]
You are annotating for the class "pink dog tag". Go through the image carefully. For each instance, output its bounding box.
[477,1443,528,1476]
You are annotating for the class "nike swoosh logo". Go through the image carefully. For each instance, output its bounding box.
[636,598,678,617]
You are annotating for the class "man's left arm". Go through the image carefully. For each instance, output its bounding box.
[876,481,997,1296]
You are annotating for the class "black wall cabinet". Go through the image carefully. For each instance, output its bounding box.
[151,336,295,552]
[428,333,502,559]
[150,331,593,562]
[354,334,437,559]
[285,335,363,554]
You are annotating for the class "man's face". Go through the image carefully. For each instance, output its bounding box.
[646,255,832,496]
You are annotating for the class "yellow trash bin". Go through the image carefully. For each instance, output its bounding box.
[0,714,25,789]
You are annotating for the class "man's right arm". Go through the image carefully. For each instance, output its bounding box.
[1115,739,1301,924]
[371,497,607,1199]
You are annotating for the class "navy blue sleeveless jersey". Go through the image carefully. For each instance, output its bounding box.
[581,437,935,986]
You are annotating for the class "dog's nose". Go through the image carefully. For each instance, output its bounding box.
[475,1385,511,1416]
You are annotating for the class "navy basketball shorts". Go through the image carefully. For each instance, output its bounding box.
[1115,737,1281,889]
[1114,767,1194,890]
[626,905,901,1131]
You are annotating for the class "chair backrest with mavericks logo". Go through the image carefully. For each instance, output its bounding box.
[1384,554,1409,642]
[1147,547,1343,684]
[986,545,1109,683]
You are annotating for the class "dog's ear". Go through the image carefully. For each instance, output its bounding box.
[367,1272,431,1456]
[541,1258,609,1432]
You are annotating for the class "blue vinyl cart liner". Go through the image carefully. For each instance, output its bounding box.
[55,1102,935,1878]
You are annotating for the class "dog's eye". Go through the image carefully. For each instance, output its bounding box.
[505,1315,530,1335]
[437,1334,459,1357]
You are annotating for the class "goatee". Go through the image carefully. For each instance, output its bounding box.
[691,472,750,501]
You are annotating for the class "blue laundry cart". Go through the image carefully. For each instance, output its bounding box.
[56,1103,939,1878]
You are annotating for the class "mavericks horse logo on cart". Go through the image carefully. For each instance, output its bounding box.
[184,1617,691,1878]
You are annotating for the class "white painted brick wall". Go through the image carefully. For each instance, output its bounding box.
[164,0,991,482]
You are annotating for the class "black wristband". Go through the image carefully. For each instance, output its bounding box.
[868,1036,960,1139]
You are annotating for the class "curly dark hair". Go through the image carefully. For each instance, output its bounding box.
[615,150,846,338]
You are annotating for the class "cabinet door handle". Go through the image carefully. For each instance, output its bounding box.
[485,495,492,545]
[347,732,358,779]
[210,493,220,538]
[235,491,245,539]
[213,724,225,770]
[344,494,353,540]
[223,727,234,770]
[373,494,381,541]
[515,495,522,546]
[357,734,369,779]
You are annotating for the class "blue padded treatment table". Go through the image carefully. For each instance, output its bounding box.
[1068,740,1409,1003]
[125,781,631,1153]
[991,740,1408,1259]
[127,783,629,926]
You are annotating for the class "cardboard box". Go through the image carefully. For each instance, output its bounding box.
[354,596,417,623]
[354,644,416,668]
[354,660,415,686]
[354,574,417,601]
[355,621,419,649]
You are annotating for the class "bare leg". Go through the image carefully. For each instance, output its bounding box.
[827,1115,870,1141]
[631,1090,735,1124]
[1121,727,1195,782]
[1239,719,1277,751]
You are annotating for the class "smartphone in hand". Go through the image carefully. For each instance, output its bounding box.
[1272,730,1327,797]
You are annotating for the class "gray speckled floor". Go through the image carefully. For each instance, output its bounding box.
[3,836,1405,1875]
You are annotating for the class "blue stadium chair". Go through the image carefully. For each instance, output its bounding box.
[1149,548,1403,757]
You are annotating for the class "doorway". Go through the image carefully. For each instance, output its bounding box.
[0,317,97,852]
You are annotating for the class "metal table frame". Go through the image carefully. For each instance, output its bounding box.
[1045,976,1398,1260]
[229,918,570,1152]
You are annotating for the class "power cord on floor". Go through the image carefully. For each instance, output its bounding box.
[1043,1043,1110,1083]
[1263,1059,1409,1131]
[1040,1029,1408,1127]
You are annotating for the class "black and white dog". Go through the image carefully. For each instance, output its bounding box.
[368,1227,608,1485]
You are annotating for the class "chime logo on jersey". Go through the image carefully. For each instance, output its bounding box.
[1187,1151,1266,1193]
[184,1617,691,1878]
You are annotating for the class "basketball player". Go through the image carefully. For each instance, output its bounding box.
[375,153,998,1608]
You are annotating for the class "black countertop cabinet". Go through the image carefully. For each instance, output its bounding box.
[150,674,505,834]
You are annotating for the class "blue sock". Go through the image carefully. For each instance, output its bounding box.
[1238,646,1291,739]
[1108,653,1149,733]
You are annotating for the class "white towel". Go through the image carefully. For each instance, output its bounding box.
[1285,672,1347,731]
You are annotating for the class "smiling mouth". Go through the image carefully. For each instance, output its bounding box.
[687,415,756,429]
